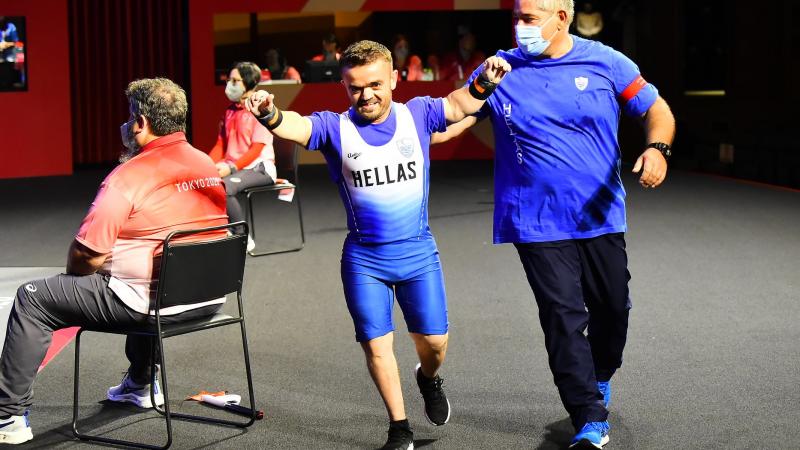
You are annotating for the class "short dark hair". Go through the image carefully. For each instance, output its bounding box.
[323,33,338,44]
[392,34,409,48]
[125,78,187,136]
[339,40,392,71]
[234,61,262,91]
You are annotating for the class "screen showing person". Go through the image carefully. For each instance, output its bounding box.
[0,16,26,91]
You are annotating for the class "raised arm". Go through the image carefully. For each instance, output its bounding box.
[441,56,510,124]
[245,91,314,147]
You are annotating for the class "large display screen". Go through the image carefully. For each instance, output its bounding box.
[0,16,27,92]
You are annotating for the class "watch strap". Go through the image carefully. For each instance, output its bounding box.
[646,142,672,159]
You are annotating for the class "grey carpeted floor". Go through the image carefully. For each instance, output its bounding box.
[0,161,798,449]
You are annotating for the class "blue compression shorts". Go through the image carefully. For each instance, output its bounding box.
[341,234,449,342]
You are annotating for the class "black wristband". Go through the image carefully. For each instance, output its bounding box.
[259,105,276,123]
[266,108,284,131]
[468,75,497,100]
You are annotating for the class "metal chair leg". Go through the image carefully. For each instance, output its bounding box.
[71,329,83,438]
[73,331,172,449]
[239,319,258,427]
[152,331,256,428]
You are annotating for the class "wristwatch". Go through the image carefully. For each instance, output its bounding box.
[646,142,672,160]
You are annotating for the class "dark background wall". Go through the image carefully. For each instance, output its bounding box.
[620,0,798,187]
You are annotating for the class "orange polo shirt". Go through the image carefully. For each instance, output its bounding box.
[75,132,229,315]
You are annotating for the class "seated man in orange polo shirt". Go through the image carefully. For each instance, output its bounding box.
[0,78,229,445]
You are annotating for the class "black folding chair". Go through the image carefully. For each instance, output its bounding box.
[243,137,305,256]
[72,222,257,449]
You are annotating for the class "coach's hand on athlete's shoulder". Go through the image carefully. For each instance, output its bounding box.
[481,56,512,84]
[245,90,275,118]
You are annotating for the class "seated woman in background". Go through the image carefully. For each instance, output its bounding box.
[209,61,276,250]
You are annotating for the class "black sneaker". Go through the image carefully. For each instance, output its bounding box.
[381,424,414,450]
[414,363,451,426]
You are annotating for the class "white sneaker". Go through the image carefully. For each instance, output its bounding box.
[107,373,165,408]
[247,236,256,252]
[0,411,33,444]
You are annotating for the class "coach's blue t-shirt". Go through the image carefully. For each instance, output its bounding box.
[468,36,658,243]
[306,97,447,243]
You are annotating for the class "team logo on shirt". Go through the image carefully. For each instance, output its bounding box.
[574,76,589,91]
[396,137,415,158]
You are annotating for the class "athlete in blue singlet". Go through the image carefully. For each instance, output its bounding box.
[246,40,510,450]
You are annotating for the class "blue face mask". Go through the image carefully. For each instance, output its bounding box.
[515,13,557,57]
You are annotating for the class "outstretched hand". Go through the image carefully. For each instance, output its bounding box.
[480,56,512,84]
[245,90,275,118]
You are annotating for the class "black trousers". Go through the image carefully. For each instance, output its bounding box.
[0,272,221,416]
[514,233,631,430]
[223,163,274,226]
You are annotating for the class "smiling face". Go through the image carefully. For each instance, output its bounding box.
[341,58,397,123]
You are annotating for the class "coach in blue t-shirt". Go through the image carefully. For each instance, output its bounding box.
[436,0,675,447]
[246,40,510,450]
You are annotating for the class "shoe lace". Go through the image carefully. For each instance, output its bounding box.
[383,427,412,449]
[119,371,149,390]
[420,376,444,400]
[119,371,133,386]
[587,421,609,434]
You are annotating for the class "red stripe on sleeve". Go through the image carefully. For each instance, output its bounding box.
[620,75,647,103]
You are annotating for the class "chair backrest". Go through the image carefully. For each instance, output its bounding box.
[273,136,299,184]
[155,222,248,310]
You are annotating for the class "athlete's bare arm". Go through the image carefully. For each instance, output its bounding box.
[245,92,313,147]
[441,56,510,124]
[431,116,480,145]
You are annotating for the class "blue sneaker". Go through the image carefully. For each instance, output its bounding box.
[0,410,33,444]
[569,421,610,448]
[107,372,164,408]
[597,381,611,408]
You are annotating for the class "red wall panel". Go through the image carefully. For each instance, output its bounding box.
[0,0,72,178]
[68,0,189,166]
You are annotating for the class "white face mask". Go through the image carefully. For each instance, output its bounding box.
[225,81,245,102]
[515,12,558,57]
